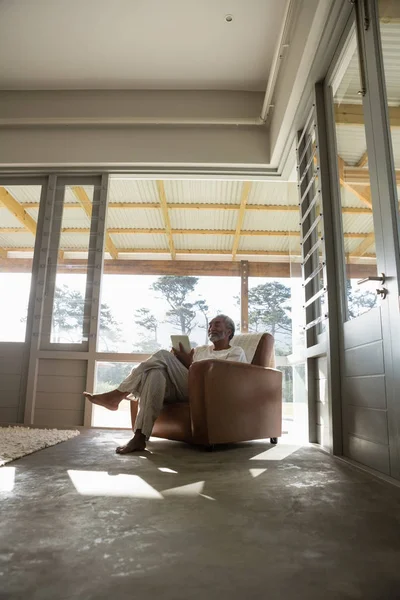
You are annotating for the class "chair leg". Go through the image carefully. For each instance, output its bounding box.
[270,437,278,445]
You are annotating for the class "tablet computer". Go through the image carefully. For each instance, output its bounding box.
[170,335,191,353]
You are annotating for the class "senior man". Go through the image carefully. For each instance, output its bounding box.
[84,314,246,453]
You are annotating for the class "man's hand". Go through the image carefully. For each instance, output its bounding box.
[171,343,194,369]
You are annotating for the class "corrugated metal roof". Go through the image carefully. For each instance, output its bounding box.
[335,49,360,104]
[335,125,367,166]
[340,185,370,209]
[380,23,400,106]
[0,231,35,247]
[109,180,159,204]
[111,232,169,250]
[238,236,297,253]
[342,213,374,233]
[63,186,94,205]
[249,182,298,206]
[0,207,25,228]
[243,210,299,232]
[389,129,400,169]
[4,185,42,204]
[344,237,375,255]
[163,180,242,205]
[59,232,90,249]
[0,180,382,262]
[61,207,91,228]
[173,234,234,251]
[169,208,237,231]
[106,207,165,230]
[25,207,39,221]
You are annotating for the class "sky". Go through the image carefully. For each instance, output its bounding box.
[0,272,301,350]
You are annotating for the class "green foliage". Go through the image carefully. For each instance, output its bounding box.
[151,276,202,335]
[52,284,121,348]
[247,282,292,337]
[96,362,134,389]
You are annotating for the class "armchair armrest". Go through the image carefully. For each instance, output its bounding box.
[188,360,282,445]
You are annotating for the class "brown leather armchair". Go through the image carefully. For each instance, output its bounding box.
[130,333,282,448]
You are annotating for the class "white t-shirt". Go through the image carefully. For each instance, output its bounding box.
[193,345,247,363]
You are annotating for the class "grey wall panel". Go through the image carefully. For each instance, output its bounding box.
[0,345,24,374]
[36,375,86,395]
[347,405,389,445]
[34,409,84,428]
[0,407,18,423]
[343,308,382,349]
[348,434,390,475]
[0,389,20,408]
[33,360,87,426]
[0,344,25,419]
[35,392,84,411]
[0,374,22,393]
[344,375,386,410]
[38,359,87,377]
[344,341,384,377]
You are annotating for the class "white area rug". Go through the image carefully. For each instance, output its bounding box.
[0,426,80,466]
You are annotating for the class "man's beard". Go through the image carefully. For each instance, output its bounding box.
[209,332,225,342]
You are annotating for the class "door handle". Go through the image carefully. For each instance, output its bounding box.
[376,287,388,300]
[357,272,385,285]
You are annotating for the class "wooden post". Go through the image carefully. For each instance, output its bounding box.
[240,260,249,333]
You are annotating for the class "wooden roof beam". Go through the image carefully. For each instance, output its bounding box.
[232,182,252,260]
[351,233,375,257]
[1,228,370,239]
[335,103,400,127]
[156,181,176,260]
[0,187,37,235]
[356,151,368,168]
[6,201,375,214]
[71,186,118,259]
[338,156,373,209]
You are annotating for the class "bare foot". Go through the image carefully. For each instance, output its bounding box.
[83,389,126,411]
[116,433,146,454]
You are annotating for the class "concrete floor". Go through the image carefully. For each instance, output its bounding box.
[1,430,400,600]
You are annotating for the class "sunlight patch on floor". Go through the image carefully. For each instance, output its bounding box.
[250,444,302,461]
[162,481,205,497]
[249,468,267,478]
[0,466,15,491]
[68,470,163,499]
[158,467,178,474]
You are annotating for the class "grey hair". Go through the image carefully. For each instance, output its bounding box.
[214,314,235,341]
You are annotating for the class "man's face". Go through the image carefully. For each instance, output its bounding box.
[208,317,231,343]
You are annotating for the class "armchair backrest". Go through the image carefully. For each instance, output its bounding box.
[231,332,275,368]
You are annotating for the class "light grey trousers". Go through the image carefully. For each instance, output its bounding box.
[117,350,189,438]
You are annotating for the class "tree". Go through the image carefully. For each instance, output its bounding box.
[133,308,161,353]
[245,282,292,337]
[51,284,121,348]
[195,299,209,344]
[134,308,158,342]
[151,276,200,335]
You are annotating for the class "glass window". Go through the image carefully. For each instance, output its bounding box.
[0,185,42,341]
[98,274,241,353]
[50,185,93,343]
[378,0,400,221]
[92,362,138,428]
[332,32,379,320]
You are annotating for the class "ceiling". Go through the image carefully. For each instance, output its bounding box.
[0,0,287,91]
[0,178,376,264]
